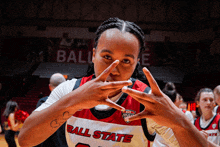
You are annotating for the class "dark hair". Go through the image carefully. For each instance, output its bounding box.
[195,88,213,102]
[86,17,146,79]
[162,82,177,102]
[3,101,19,118]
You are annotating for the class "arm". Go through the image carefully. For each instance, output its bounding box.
[0,124,2,133]
[122,67,208,147]
[18,60,131,147]
[8,113,20,131]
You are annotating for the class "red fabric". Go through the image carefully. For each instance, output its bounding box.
[74,75,148,126]
[14,110,29,123]
[7,119,11,127]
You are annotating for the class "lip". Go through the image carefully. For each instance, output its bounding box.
[204,106,211,109]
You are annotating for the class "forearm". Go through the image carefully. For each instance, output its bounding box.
[18,95,79,147]
[172,117,208,147]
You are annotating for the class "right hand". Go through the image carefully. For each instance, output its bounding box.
[69,60,132,111]
[122,67,185,128]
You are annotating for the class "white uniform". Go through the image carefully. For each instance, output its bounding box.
[35,76,180,147]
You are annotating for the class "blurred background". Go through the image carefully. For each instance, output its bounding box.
[0,0,220,126]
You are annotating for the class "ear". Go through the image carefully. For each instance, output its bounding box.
[196,101,200,107]
[92,48,96,63]
[49,84,53,92]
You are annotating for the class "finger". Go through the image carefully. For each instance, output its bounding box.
[122,86,154,102]
[101,80,132,89]
[97,60,119,81]
[131,95,155,103]
[102,98,125,112]
[143,67,162,96]
[124,111,149,122]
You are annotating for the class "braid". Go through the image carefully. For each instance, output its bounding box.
[94,17,145,54]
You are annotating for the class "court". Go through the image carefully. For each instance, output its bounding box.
[0,134,20,147]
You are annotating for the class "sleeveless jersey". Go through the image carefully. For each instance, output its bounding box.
[66,75,155,147]
[194,114,220,145]
[216,106,220,114]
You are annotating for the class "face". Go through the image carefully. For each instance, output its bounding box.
[174,95,183,107]
[92,28,140,82]
[214,91,220,105]
[179,103,187,110]
[198,92,215,114]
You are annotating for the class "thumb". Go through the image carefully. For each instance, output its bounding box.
[103,98,125,112]
[125,111,149,122]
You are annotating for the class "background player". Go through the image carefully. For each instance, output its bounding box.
[194,88,220,146]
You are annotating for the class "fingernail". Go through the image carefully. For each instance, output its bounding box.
[121,108,125,112]
[127,79,132,83]
[125,117,129,122]
[114,60,119,63]
[122,86,127,90]
[143,67,148,71]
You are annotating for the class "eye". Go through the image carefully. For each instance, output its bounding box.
[122,59,131,64]
[103,55,112,60]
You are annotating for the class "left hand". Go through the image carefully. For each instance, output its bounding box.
[122,67,184,128]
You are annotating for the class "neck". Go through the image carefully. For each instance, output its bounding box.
[109,89,122,98]
[202,111,214,121]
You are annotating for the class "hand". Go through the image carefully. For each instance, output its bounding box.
[201,130,208,139]
[122,67,184,128]
[70,60,132,111]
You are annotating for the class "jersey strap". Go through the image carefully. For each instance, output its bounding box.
[194,114,220,130]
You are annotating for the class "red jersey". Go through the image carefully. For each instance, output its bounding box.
[194,114,220,145]
[66,75,155,147]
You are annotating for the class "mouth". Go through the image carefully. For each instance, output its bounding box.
[205,106,211,109]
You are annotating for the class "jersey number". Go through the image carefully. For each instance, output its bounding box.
[76,142,90,147]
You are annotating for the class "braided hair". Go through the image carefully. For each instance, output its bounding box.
[86,17,146,79]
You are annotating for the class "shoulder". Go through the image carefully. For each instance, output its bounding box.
[39,96,49,102]
[53,78,77,93]
[214,105,218,112]
[8,113,15,120]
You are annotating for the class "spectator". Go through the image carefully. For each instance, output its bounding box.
[3,101,21,147]
[35,73,67,147]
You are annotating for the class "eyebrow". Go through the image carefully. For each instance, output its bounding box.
[100,49,135,59]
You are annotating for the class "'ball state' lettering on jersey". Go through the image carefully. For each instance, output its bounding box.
[65,75,155,147]
[194,114,220,145]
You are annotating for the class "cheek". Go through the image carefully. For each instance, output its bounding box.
[94,59,111,76]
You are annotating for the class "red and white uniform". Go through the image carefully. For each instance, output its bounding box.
[194,114,220,145]
[66,75,154,147]
[214,105,220,114]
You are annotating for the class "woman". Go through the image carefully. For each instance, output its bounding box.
[19,17,207,147]
[3,101,20,147]
[153,82,194,147]
[194,88,220,146]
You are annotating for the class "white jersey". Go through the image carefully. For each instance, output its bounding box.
[35,76,179,147]
[152,109,194,147]
[194,114,220,145]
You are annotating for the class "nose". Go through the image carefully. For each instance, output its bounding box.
[207,99,211,104]
[110,66,120,76]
